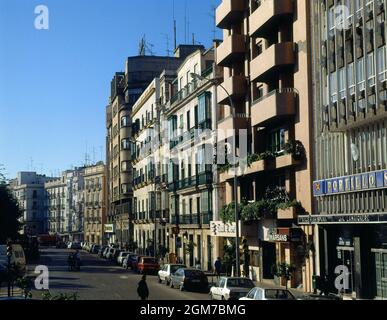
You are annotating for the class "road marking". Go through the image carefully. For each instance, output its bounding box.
[119,276,129,279]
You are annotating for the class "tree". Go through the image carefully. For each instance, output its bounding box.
[0,169,23,243]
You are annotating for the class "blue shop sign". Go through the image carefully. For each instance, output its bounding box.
[313,169,387,197]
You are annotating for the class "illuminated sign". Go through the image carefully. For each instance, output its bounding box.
[104,224,115,233]
[313,170,387,197]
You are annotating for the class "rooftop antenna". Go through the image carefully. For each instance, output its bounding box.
[173,0,177,50]
[184,0,187,43]
[92,147,96,165]
[162,33,172,57]
[100,146,103,163]
[139,35,155,56]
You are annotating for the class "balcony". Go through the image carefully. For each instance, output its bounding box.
[217,75,247,104]
[277,207,297,220]
[251,88,297,127]
[250,42,296,82]
[218,113,251,135]
[216,0,246,29]
[216,34,246,67]
[249,0,294,37]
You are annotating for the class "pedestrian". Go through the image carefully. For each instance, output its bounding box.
[214,257,222,279]
[137,275,149,300]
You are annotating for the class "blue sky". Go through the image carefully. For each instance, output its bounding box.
[0,0,221,179]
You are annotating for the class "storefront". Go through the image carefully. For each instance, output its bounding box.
[299,213,387,299]
[104,224,115,245]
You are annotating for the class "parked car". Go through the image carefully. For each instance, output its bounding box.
[89,244,96,253]
[239,287,296,300]
[91,245,101,254]
[69,242,82,250]
[170,268,208,292]
[102,247,111,259]
[117,252,130,265]
[137,257,159,274]
[210,277,255,300]
[131,255,145,271]
[158,264,186,285]
[123,254,138,270]
[110,249,122,263]
[301,293,342,300]
[0,244,26,276]
[105,247,115,260]
[98,246,108,258]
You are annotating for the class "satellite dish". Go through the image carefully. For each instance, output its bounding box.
[351,143,359,162]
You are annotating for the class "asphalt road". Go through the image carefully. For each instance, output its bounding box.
[29,248,211,300]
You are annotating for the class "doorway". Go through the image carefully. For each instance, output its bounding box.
[336,246,355,295]
[262,242,276,279]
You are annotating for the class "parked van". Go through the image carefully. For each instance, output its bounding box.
[0,244,27,276]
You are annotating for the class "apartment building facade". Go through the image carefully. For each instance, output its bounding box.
[84,162,107,245]
[45,168,85,241]
[12,172,54,236]
[46,177,67,237]
[215,0,314,291]
[166,47,219,271]
[305,0,387,299]
[106,47,207,248]
[131,78,168,256]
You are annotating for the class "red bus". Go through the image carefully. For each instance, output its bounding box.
[37,234,59,247]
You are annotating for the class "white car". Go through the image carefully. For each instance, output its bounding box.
[117,252,130,265]
[158,264,186,285]
[210,277,255,300]
[239,287,296,300]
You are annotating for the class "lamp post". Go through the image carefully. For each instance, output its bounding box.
[190,72,240,277]
[6,241,13,297]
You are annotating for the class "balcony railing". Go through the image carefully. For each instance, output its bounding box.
[170,212,213,225]
[170,66,213,106]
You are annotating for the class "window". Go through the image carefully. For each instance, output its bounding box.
[121,139,130,150]
[121,116,129,127]
[197,92,211,126]
[121,161,130,172]
[269,128,286,154]
[256,84,264,100]
[246,288,257,299]
[256,40,263,56]
[367,52,376,86]
[187,110,191,130]
[121,184,130,195]
[357,57,365,91]
[377,46,387,82]
[179,114,184,130]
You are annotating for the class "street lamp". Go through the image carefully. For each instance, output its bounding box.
[190,72,240,277]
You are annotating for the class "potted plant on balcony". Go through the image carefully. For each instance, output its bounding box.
[284,140,306,161]
[247,151,276,169]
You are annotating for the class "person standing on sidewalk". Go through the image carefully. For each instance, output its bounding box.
[214,257,222,279]
[137,275,149,300]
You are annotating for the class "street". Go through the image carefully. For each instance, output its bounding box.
[29,248,211,300]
